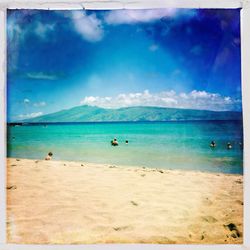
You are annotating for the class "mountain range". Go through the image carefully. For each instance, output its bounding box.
[20,105,242,123]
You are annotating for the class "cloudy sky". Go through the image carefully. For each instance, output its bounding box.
[7,9,241,121]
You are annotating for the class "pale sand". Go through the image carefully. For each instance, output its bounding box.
[6,158,243,244]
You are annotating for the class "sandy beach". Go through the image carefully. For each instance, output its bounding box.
[6,158,243,244]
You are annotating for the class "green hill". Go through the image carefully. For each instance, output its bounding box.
[21,105,242,123]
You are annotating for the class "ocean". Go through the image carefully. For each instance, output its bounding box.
[7,120,243,174]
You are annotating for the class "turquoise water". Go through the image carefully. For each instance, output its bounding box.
[7,121,243,174]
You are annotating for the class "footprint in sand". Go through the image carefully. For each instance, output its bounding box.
[201,216,218,223]
[148,236,176,244]
[188,224,202,234]
[200,234,205,240]
[235,179,243,184]
[224,223,242,238]
[235,200,244,205]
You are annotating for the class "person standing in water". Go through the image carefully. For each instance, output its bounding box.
[111,138,119,146]
[227,142,232,149]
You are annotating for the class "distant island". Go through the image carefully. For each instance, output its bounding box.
[14,105,242,123]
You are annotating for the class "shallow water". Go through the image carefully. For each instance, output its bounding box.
[7,121,243,174]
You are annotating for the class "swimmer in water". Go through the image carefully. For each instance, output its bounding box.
[227,142,232,149]
[125,140,128,144]
[111,138,119,146]
[210,141,216,148]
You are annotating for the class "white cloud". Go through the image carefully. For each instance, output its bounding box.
[104,9,177,25]
[8,16,55,70]
[7,20,24,71]
[149,44,158,52]
[18,112,43,119]
[190,90,218,99]
[34,23,55,39]
[213,47,231,71]
[80,90,241,111]
[33,101,46,107]
[8,18,54,42]
[104,9,197,25]
[8,19,22,41]
[82,96,97,104]
[71,11,103,42]
[23,98,30,104]
[26,72,58,80]
[64,9,196,42]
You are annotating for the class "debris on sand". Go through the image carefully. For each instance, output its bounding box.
[224,223,242,238]
[130,201,138,206]
[7,185,17,190]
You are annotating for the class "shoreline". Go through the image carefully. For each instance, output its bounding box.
[6,157,243,176]
[7,158,243,244]
[7,119,243,125]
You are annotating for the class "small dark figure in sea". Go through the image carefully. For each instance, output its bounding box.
[227,142,232,150]
[45,152,53,160]
[210,141,216,148]
[111,138,119,146]
[239,142,243,150]
[125,140,129,144]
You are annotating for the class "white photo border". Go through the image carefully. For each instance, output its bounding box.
[0,1,249,249]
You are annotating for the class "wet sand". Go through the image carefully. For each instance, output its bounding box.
[6,158,243,244]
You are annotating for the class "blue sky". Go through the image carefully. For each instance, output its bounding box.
[7,9,241,121]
